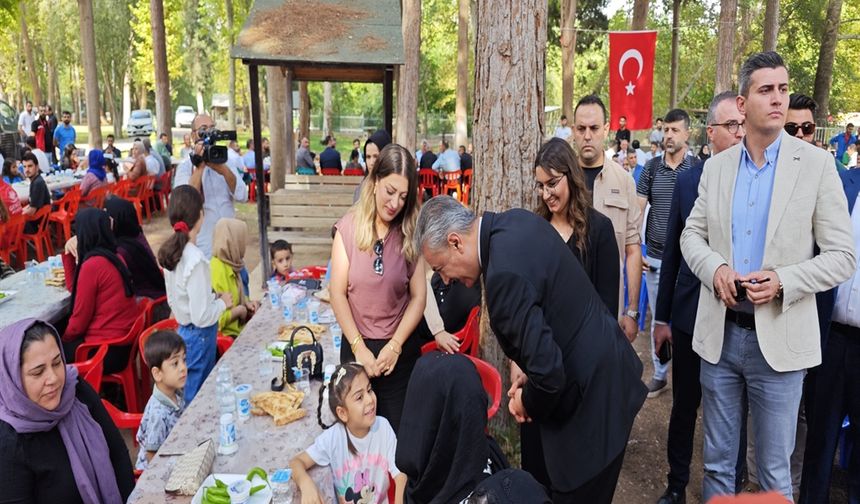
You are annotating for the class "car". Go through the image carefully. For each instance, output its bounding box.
[126,109,154,137]
[175,105,196,128]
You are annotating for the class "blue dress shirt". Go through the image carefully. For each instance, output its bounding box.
[732,135,781,276]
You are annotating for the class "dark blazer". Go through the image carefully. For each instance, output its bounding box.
[480,209,647,491]
[566,208,620,316]
[655,160,703,334]
[419,151,437,170]
[318,146,342,171]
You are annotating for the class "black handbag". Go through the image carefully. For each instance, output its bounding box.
[271,325,324,391]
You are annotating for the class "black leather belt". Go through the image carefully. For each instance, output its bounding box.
[830,321,860,340]
[725,309,756,331]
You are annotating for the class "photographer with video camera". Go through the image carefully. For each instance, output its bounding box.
[173,114,247,257]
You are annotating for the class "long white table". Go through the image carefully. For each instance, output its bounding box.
[0,265,71,329]
[13,175,83,202]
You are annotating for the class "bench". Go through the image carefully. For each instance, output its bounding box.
[267,174,362,264]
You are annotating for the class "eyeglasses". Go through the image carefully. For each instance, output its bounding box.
[373,239,384,276]
[534,175,564,195]
[784,121,816,137]
[709,120,745,134]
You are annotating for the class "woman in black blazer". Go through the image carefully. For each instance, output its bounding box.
[534,138,620,315]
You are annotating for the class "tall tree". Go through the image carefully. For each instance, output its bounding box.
[473,0,546,429]
[225,0,236,128]
[19,1,43,105]
[77,0,101,146]
[714,0,738,93]
[397,0,421,152]
[454,0,468,149]
[812,0,843,122]
[299,81,310,140]
[762,0,779,52]
[668,0,681,107]
[322,81,333,135]
[631,0,649,30]
[150,0,171,138]
[266,66,287,188]
[560,0,577,120]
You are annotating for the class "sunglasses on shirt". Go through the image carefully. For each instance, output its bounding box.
[784,121,816,137]
[373,239,384,276]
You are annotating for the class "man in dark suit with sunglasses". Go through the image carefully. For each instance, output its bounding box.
[787,93,845,172]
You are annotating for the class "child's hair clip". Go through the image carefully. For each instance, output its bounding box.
[333,366,347,386]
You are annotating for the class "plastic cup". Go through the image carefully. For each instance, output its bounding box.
[324,364,336,385]
[330,324,342,350]
[234,384,252,421]
[308,299,321,324]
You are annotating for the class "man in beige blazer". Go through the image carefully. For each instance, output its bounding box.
[680,52,855,501]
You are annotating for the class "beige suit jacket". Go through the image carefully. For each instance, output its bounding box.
[680,132,855,372]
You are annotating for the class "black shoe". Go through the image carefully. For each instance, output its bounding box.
[656,488,686,504]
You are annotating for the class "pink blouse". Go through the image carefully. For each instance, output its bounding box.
[335,212,416,340]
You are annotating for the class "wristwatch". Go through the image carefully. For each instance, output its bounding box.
[625,310,640,322]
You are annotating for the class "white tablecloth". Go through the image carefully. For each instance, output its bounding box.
[0,266,71,329]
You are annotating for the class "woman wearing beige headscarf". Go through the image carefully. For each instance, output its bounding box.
[211,218,259,337]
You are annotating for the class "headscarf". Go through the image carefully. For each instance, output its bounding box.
[104,197,165,298]
[87,149,106,181]
[396,352,491,504]
[71,208,134,309]
[0,319,122,504]
[212,218,248,305]
[363,129,392,169]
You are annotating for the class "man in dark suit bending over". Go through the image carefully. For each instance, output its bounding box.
[414,196,647,503]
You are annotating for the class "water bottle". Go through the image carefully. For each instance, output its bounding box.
[218,413,238,456]
[216,367,236,416]
[282,302,293,324]
[271,469,293,504]
[267,280,281,308]
[330,323,342,351]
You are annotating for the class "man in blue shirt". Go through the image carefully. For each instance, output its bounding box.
[242,139,257,171]
[431,140,461,173]
[626,148,644,184]
[52,111,76,155]
[829,123,856,161]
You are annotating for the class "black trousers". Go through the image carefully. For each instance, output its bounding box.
[340,334,420,434]
[551,448,626,503]
[799,323,860,504]
[666,326,747,493]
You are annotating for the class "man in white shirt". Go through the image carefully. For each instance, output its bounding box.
[553,115,572,142]
[25,136,51,174]
[173,114,247,257]
[431,140,461,173]
[18,101,35,138]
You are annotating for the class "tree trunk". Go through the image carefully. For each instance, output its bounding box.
[299,81,310,140]
[453,0,468,149]
[714,0,738,94]
[762,0,779,52]
[196,91,205,115]
[151,0,172,139]
[669,0,681,108]
[226,0,237,129]
[631,0,649,30]
[71,65,80,124]
[103,68,121,138]
[267,67,287,188]
[560,0,578,120]
[731,0,759,84]
[473,0,547,431]
[47,64,57,109]
[78,0,102,147]
[812,0,843,122]
[19,2,43,106]
[396,0,421,153]
[122,70,131,128]
[284,69,295,180]
[322,82,333,136]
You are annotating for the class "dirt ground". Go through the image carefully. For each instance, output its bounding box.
[142,204,851,504]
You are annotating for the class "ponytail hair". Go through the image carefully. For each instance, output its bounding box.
[158,185,203,271]
[317,362,367,456]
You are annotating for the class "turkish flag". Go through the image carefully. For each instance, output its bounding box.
[609,31,657,131]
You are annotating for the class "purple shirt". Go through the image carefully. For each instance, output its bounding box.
[335,212,416,340]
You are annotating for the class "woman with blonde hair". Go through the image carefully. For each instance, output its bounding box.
[330,143,426,433]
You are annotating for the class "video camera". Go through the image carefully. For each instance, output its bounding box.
[196,128,237,165]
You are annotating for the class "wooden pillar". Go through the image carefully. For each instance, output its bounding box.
[383,67,394,134]
[267,66,287,190]
[249,64,270,286]
[285,68,295,176]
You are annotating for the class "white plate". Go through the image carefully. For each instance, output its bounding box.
[191,473,272,504]
[0,291,16,306]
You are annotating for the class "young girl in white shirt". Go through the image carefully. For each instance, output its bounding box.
[158,185,232,403]
[290,362,406,504]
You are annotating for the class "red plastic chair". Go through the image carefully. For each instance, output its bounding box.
[441,170,463,199]
[343,168,364,176]
[464,355,502,419]
[19,205,53,262]
[49,187,82,247]
[0,213,26,269]
[144,295,169,327]
[81,185,109,208]
[461,168,473,204]
[75,299,150,413]
[156,171,172,212]
[320,168,340,176]
[137,176,157,221]
[217,336,234,358]
[101,399,142,445]
[72,344,108,393]
[420,306,481,357]
[419,169,439,198]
